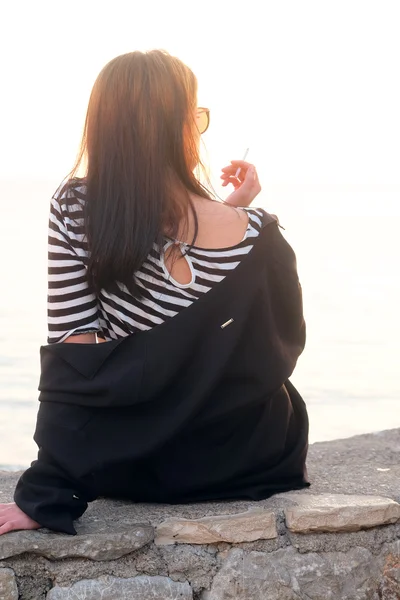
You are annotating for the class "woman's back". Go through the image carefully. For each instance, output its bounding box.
[48,181,265,344]
[26,207,310,534]
[1,49,310,538]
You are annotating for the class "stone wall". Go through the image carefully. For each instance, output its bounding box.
[1,429,399,600]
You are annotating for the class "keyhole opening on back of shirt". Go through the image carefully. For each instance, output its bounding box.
[163,243,195,287]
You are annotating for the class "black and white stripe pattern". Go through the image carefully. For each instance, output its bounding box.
[47,182,264,343]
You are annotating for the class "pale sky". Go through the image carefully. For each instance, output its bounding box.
[1,0,399,188]
[0,0,399,457]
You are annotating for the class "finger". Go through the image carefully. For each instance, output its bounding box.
[221,176,243,187]
[222,177,241,190]
[222,165,249,177]
[222,163,254,173]
[230,160,253,169]
[235,166,255,183]
[0,508,12,523]
[222,179,239,188]
[221,168,242,177]
[221,164,251,174]
[239,166,258,191]
[0,521,14,535]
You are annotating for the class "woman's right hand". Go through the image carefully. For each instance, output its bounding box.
[0,502,41,535]
[220,160,262,207]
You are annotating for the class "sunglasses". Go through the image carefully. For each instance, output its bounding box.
[196,107,210,134]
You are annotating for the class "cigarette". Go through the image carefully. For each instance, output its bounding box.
[234,148,250,178]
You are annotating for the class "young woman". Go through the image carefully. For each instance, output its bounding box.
[0,50,309,536]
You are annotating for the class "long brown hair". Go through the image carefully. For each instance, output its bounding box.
[69,50,213,297]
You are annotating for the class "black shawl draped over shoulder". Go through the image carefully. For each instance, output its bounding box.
[14,211,310,534]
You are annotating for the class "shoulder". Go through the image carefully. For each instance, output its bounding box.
[239,206,265,226]
[239,207,281,229]
[51,178,87,222]
[52,177,87,210]
[240,208,296,265]
[50,178,88,248]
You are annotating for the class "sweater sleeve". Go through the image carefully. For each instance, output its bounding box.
[14,447,97,535]
[47,184,101,344]
[268,223,306,356]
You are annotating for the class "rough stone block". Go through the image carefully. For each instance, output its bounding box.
[46,575,192,599]
[378,544,400,600]
[0,519,153,561]
[160,544,217,593]
[202,545,386,599]
[0,568,18,600]
[284,493,400,533]
[155,508,277,545]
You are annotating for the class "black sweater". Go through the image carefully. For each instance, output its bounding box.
[14,211,310,534]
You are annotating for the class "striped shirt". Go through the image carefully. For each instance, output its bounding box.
[47,181,264,344]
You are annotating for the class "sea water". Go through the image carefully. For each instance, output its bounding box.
[0,180,399,469]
